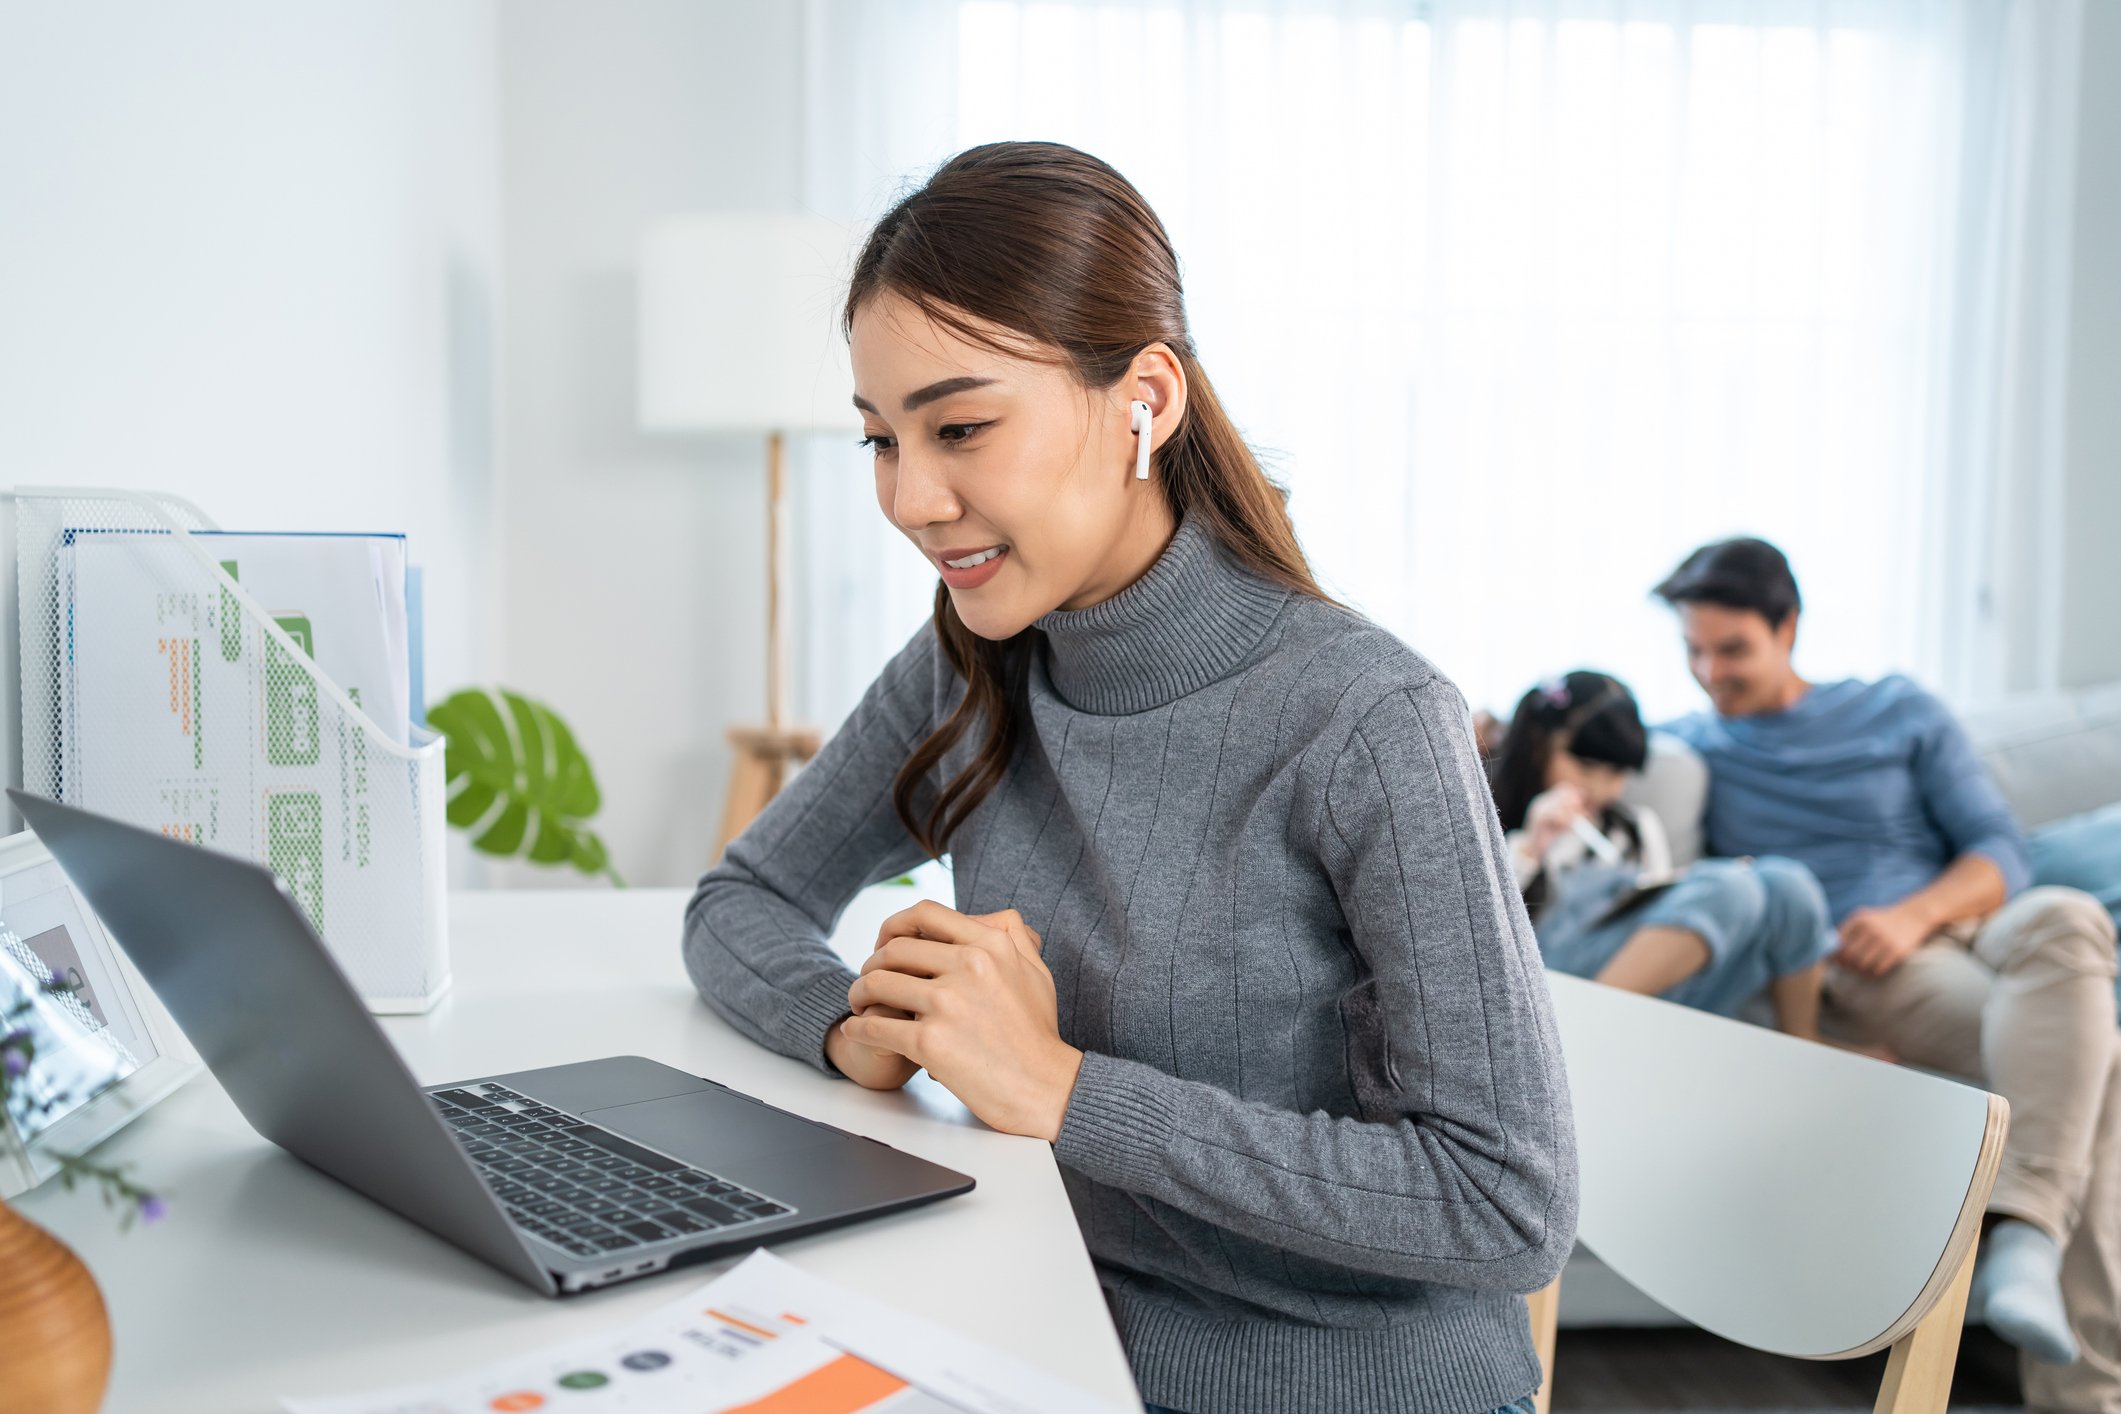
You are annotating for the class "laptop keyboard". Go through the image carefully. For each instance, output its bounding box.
[428,1082,795,1260]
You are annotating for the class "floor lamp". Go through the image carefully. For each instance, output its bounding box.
[639,212,857,858]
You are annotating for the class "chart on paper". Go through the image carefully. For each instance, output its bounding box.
[283,1249,1131,1414]
[287,1302,942,1413]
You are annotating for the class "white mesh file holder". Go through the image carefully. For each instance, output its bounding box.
[10,487,449,1012]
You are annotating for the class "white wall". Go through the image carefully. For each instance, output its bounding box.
[2062,0,2121,690]
[0,0,505,817]
[494,0,806,889]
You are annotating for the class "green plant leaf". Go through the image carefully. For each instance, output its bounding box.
[569,830,623,887]
[428,688,621,886]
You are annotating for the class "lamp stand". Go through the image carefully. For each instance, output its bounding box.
[716,430,821,857]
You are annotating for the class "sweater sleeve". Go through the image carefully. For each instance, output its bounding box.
[1052,677,1579,1293]
[1908,688,2033,898]
[682,627,944,1074]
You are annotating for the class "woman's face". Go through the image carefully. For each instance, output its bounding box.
[1544,741,1630,812]
[849,289,1182,641]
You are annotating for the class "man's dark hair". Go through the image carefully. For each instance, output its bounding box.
[1652,537,1803,628]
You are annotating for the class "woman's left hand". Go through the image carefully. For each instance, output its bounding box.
[843,902,1084,1141]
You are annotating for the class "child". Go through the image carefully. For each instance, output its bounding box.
[1488,670,1831,1034]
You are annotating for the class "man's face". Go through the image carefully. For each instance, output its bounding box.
[1678,603,1798,717]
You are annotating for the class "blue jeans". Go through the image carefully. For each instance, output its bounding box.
[1147,1398,1539,1414]
[1535,855,1832,1017]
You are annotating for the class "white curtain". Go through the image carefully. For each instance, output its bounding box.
[794,0,2083,731]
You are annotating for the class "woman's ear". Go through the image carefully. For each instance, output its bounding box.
[1129,342,1188,436]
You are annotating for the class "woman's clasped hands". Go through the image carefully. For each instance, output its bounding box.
[823,901,1084,1142]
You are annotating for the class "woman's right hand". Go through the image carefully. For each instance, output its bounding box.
[825,905,1055,1093]
[825,1003,920,1090]
[1524,783,1590,857]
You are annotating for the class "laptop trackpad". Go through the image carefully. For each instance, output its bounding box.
[580,1089,826,1169]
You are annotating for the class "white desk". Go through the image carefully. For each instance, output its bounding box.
[15,887,1140,1413]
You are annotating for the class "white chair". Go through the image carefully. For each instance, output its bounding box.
[1526,972,2007,1414]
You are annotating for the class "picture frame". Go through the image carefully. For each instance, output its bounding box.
[0,826,199,1197]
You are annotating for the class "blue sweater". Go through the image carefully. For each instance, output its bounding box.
[1663,676,2032,924]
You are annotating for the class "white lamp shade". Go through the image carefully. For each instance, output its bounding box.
[638,212,860,434]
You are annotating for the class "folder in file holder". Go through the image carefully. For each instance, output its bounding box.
[9,487,449,1012]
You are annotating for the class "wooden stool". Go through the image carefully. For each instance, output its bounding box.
[715,724,821,858]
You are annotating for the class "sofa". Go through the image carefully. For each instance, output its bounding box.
[1557,679,2121,1327]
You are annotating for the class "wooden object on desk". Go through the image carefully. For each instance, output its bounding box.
[1538,971,2010,1414]
[0,1198,110,1414]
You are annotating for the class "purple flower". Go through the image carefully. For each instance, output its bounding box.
[49,968,66,988]
[137,1194,167,1224]
[3,1049,24,1078]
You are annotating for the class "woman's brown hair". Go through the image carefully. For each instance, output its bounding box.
[846,141,1331,858]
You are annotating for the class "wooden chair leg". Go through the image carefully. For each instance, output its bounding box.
[1526,1274,1561,1414]
[1873,1241,1977,1414]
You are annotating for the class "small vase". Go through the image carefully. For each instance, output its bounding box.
[0,1194,113,1414]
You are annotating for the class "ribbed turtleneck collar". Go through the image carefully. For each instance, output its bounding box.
[1034,514,1292,715]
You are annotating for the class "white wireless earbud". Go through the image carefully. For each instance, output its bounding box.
[1129,400,1154,480]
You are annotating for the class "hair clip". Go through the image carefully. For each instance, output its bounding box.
[1539,676,1571,709]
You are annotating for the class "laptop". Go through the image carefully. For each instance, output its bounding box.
[9,788,973,1296]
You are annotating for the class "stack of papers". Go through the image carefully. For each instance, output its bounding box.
[195,530,415,749]
[282,1249,1130,1414]
[59,528,421,942]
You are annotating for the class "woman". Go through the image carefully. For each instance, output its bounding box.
[1487,670,1831,1034]
[684,142,1574,1414]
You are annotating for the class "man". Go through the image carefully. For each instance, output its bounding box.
[1655,537,2119,1413]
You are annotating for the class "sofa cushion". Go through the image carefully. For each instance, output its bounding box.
[1963,682,2121,832]
[1624,732,1709,869]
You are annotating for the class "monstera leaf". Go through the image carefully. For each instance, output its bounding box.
[427,688,622,886]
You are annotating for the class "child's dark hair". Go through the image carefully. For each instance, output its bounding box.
[1487,670,1649,831]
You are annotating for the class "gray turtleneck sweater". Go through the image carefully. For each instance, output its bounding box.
[683,517,1578,1414]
